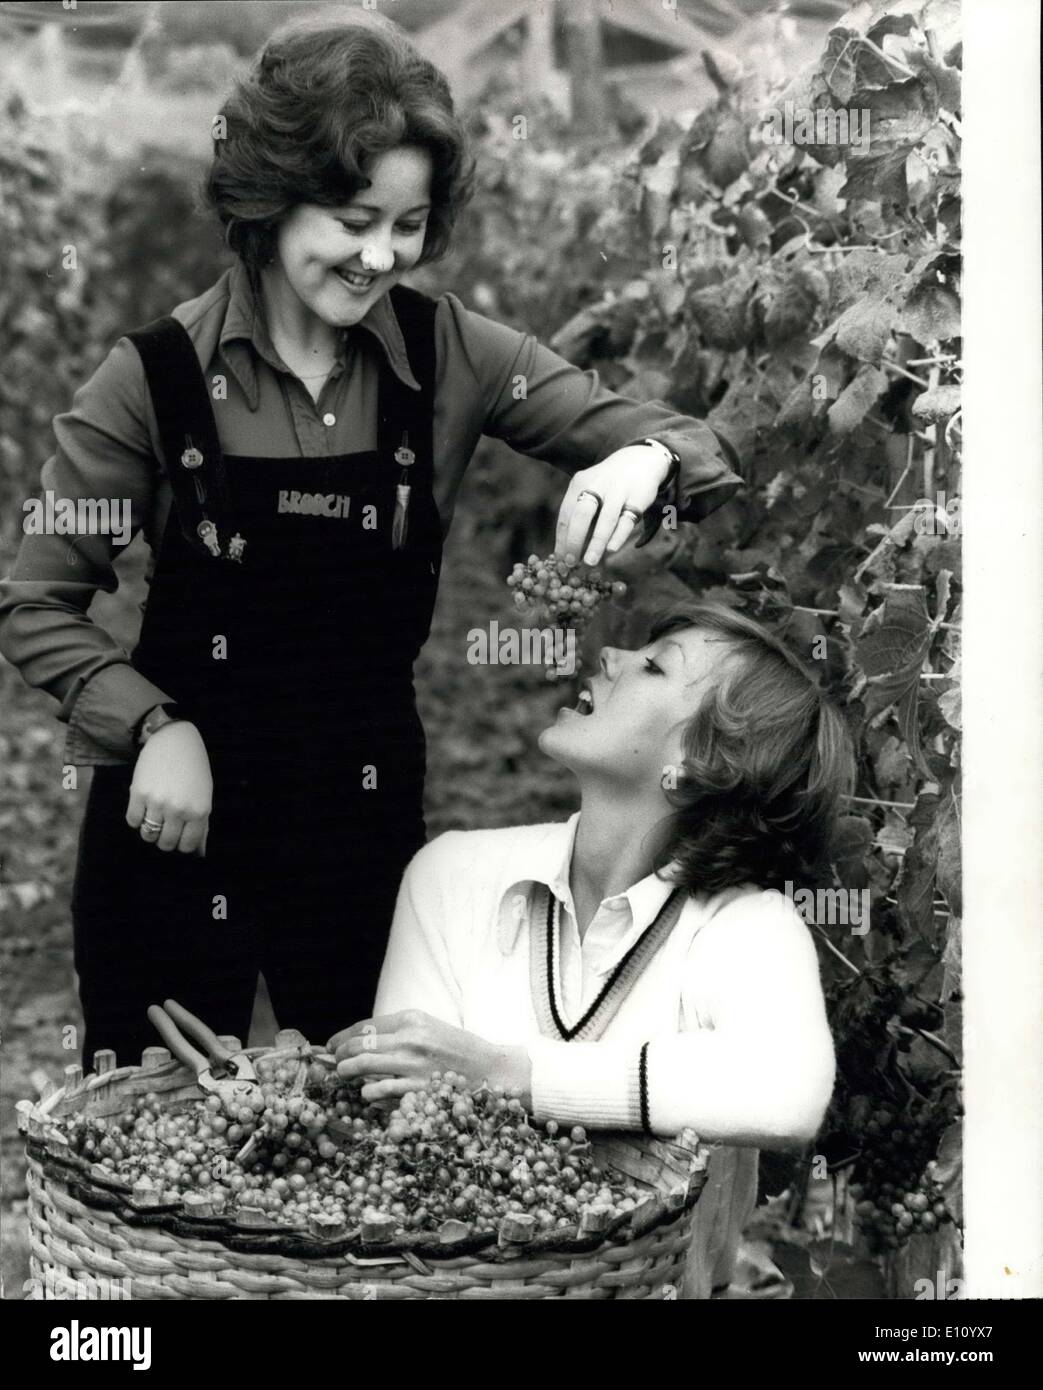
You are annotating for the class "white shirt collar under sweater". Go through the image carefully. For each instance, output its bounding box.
[495,812,680,1023]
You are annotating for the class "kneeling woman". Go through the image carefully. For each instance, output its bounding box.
[329,603,853,1298]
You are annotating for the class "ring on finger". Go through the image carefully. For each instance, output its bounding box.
[619,505,642,523]
[576,489,603,508]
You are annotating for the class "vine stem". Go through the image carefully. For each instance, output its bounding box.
[923,364,941,497]
[882,359,931,390]
[858,35,917,80]
[826,1152,862,1174]
[803,243,890,254]
[810,924,862,977]
[884,437,916,508]
[896,1024,958,1066]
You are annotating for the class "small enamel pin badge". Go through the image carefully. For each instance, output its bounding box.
[392,433,415,550]
[196,520,245,562]
[196,519,222,557]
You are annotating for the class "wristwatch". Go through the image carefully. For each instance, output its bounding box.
[136,702,183,747]
[635,438,682,548]
[639,436,681,484]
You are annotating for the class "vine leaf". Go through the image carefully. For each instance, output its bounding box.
[895,791,942,940]
[852,78,940,154]
[832,815,874,887]
[828,364,888,435]
[935,793,962,915]
[912,383,961,424]
[932,1120,963,1225]
[763,268,823,346]
[938,657,961,730]
[855,589,933,780]
[840,148,910,203]
[688,274,757,351]
[902,282,961,344]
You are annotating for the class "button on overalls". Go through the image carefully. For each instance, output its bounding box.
[71,286,442,1065]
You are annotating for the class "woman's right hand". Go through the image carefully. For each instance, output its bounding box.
[126,721,213,855]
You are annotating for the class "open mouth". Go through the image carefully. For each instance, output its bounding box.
[333,266,377,291]
[574,683,595,716]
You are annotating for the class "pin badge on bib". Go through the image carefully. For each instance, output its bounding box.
[181,435,245,562]
[392,432,415,550]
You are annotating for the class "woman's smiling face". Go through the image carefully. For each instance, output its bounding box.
[538,626,741,794]
[270,145,433,327]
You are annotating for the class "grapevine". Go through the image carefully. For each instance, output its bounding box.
[845,1092,961,1253]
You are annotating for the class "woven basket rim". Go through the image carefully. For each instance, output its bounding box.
[21,1043,709,1267]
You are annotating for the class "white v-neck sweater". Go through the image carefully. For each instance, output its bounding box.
[374,820,836,1297]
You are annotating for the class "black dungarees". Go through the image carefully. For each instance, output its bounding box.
[71,286,442,1065]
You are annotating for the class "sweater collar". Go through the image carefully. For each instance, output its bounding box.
[218,259,421,410]
[495,812,679,957]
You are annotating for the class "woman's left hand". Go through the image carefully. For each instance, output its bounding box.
[328,1010,532,1104]
[555,442,673,565]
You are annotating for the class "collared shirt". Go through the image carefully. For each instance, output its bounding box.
[0,259,742,764]
[375,819,836,1298]
[497,811,677,1023]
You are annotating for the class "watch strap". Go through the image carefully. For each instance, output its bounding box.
[137,702,181,747]
[635,438,681,549]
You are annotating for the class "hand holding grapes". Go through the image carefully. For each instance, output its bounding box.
[329,1010,533,1105]
[555,441,674,565]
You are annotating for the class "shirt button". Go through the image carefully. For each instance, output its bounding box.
[322,412,336,426]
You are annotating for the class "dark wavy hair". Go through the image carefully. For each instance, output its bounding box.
[651,603,856,897]
[200,10,475,289]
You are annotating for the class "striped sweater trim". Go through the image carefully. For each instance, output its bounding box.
[638,1041,652,1134]
[528,882,686,1044]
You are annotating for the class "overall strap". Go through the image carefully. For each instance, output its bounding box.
[529,883,688,1043]
[384,284,437,422]
[379,285,438,508]
[125,315,229,555]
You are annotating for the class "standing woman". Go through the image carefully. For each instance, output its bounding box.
[0,12,741,1064]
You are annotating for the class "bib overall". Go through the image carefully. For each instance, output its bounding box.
[71,286,442,1065]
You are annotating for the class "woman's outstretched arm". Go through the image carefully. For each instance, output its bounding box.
[528,890,836,1148]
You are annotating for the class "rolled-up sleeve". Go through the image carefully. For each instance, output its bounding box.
[0,337,172,765]
[440,290,743,525]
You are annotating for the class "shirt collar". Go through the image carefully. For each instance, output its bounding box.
[495,813,679,956]
[219,259,421,410]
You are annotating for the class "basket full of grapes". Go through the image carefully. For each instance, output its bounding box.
[19,1035,710,1300]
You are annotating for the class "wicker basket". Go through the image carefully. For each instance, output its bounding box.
[19,1034,709,1300]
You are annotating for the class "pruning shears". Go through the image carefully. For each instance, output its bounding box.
[147,999,262,1108]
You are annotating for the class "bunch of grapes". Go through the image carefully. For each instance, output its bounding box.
[62,1065,646,1241]
[507,553,626,676]
[846,1097,956,1252]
